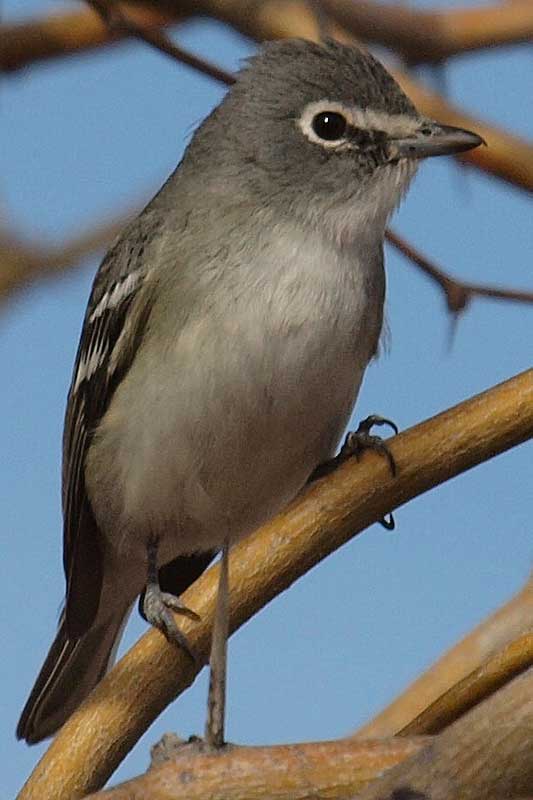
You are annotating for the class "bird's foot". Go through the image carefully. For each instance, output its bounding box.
[339,414,398,477]
[150,733,234,767]
[142,583,199,661]
[309,415,398,530]
[340,415,398,530]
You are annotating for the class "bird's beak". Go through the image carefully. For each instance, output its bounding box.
[387,123,485,161]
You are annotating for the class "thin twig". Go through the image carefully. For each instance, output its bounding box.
[87,0,235,85]
[0,6,183,71]
[386,229,533,314]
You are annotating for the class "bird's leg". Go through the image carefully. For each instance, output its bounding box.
[205,536,230,749]
[142,537,200,661]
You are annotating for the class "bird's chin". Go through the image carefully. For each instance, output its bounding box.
[297,158,419,249]
[383,156,419,192]
[369,158,419,221]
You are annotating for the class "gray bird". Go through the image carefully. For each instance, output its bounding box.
[17,38,482,745]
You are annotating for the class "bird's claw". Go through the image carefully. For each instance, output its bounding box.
[339,414,398,477]
[142,583,199,662]
[339,414,398,530]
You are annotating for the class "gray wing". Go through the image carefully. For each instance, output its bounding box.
[62,220,154,638]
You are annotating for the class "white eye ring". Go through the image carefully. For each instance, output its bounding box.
[298,100,351,148]
[298,102,425,150]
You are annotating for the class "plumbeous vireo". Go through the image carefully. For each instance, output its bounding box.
[18,38,482,744]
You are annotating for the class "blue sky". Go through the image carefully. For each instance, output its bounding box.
[2,1,532,796]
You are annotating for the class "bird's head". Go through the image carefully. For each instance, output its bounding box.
[186,39,483,244]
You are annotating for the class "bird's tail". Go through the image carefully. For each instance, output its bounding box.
[17,605,130,744]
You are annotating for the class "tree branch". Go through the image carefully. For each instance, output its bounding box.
[319,0,533,64]
[352,665,533,799]
[3,2,532,193]
[4,0,532,71]
[66,634,533,800]
[17,369,533,800]
[40,577,533,799]
[0,5,184,72]
[399,631,533,737]
[394,69,533,192]
[0,210,137,305]
[84,736,429,800]
[86,0,235,85]
[357,573,533,738]
[64,630,533,798]
[385,229,533,314]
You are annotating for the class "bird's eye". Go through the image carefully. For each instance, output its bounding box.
[311,111,347,141]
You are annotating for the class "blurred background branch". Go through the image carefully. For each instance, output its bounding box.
[319,0,533,63]
[4,1,533,71]
[1,0,531,307]
[1,3,532,191]
[0,5,186,71]
[0,214,133,304]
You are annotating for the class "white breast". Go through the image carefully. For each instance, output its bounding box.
[85,223,385,563]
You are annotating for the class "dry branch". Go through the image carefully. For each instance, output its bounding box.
[357,573,533,738]
[87,0,235,84]
[400,632,533,737]
[395,70,533,191]
[320,0,533,63]
[0,213,135,304]
[68,631,533,799]
[4,0,532,72]
[385,229,533,314]
[17,368,533,800]
[2,3,532,192]
[85,736,429,799]
[45,580,533,799]
[354,664,533,800]
[0,5,184,71]
[183,0,533,192]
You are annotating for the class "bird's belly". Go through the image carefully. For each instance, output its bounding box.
[86,234,384,565]
[86,328,366,564]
